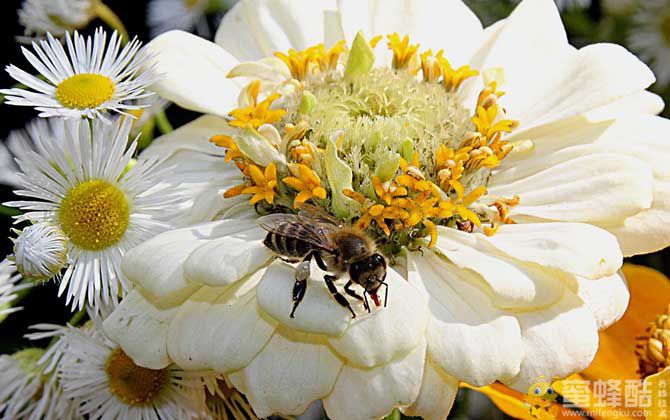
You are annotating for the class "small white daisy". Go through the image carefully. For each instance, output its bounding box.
[0,342,79,420]
[148,0,210,38]
[628,0,670,88]
[13,222,69,281]
[6,117,179,310]
[0,118,62,187]
[58,324,209,420]
[18,0,94,42]
[0,259,30,320]
[1,28,157,122]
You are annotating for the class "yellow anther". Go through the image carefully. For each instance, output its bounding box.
[283,163,328,207]
[420,49,444,83]
[387,33,420,74]
[472,103,519,141]
[225,163,278,205]
[210,135,243,163]
[229,80,286,129]
[439,57,479,91]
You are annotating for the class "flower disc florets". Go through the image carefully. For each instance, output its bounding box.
[215,33,520,255]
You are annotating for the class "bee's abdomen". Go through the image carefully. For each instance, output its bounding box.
[264,232,312,259]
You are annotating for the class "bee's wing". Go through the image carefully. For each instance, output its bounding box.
[258,213,338,252]
[296,204,344,227]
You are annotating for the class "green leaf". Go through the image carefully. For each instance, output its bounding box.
[324,137,357,218]
[345,32,375,81]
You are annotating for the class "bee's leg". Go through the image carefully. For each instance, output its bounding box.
[343,280,367,310]
[312,252,329,271]
[290,258,311,318]
[324,274,356,318]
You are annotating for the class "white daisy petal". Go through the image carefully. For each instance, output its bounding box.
[410,252,523,386]
[576,271,629,330]
[323,338,426,420]
[402,358,459,420]
[102,289,177,369]
[229,329,343,418]
[505,291,599,392]
[167,272,277,372]
[145,30,243,116]
[215,0,335,61]
[142,115,231,160]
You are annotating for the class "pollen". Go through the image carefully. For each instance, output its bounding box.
[105,348,168,406]
[55,73,115,109]
[59,180,130,251]
[636,304,670,378]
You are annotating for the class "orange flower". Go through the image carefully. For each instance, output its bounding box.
[228,80,286,129]
[225,163,278,206]
[282,163,327,207]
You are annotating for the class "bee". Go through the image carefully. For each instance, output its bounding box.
[259,206,388,318]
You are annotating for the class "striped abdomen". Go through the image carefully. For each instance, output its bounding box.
[263,231,314,261]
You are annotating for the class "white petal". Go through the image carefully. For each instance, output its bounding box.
[485,223,623,279]
[576,271,629,330]
[102,289,176,369]
[184,226,274,287]
[336,0,483,65]
[167,271,277,372]
[145,31,242,116]
[141,115,231,160]
[122,219,260,305]
[410,252,523,386]
[323,339,426,420]
[489,153,653,224]
[505,290,599,391]
[585,90,665,121]
[215,0,335,61]
[435,228,565,309]
[327,267,429,368]
[256,261,353,336]
[229,329,343,418]
[402,358,459,420]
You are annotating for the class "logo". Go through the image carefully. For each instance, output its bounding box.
[525,377,561,419]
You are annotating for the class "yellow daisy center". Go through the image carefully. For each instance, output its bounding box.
[59,180,130,251]
[55,73,115,109]
[105,348,168,406]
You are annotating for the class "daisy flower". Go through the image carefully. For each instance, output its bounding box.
[12,222,69,282]
[0,259,30,320]
[106,0,669,418]
[1,28,157,122]
[628,0,670,88]
[148,0,210,38]
[6,117,178,311]
[18,0,95,41]
[57,322,210,420]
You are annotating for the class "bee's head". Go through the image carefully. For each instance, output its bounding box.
[349,253,387,306]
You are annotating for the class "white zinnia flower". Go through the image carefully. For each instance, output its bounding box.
[18,0,94,42]
[6,117,178,310]
[106,0,669,419]
[13,222,69,281]
[1,28,156,122]
[148,0,210,38]
[628,0,670,88]
[0,259,30,320]
[57,322,210,420]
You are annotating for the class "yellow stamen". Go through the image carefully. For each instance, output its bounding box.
[283,163,327,207]
[229,80,286,129]
[59,179,129,251]
[105,348,168,406]
[55,73,115,109]
[387,33,420,74]
[439,57,479,91]
[210,135,243,162]
[420,49,443,83]
[637,304,670,378]
[242,163,278,205]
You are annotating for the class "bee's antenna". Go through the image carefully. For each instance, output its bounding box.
[363,292,371,313]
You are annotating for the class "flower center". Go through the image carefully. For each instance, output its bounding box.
[55,73,115,109]
[105,348,168,406]
[59,180,130,251]
[637,304,670,378]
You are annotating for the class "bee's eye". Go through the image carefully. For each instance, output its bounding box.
[546,387,554,395]
[534,386,542,395]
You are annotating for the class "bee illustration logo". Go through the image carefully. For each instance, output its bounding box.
[525,376,561,419]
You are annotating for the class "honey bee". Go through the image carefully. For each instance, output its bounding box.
[259,206,388,318]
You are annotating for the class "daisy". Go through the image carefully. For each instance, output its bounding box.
[6,116,178,311]
[0,118,62,188]
[204,378,258,420]
[57,322,209,420]
[148,0,210,38]
[18,0,94,41]
[1,28,157,122]
[628,0,670,88]
[12,222,69,282]
[0,259,30,320]
[107,0,669,418]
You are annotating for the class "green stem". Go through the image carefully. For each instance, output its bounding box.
[383,409,402,420]
[0,205,21,217]
[93,1,129,44]
[155,110,174,134]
